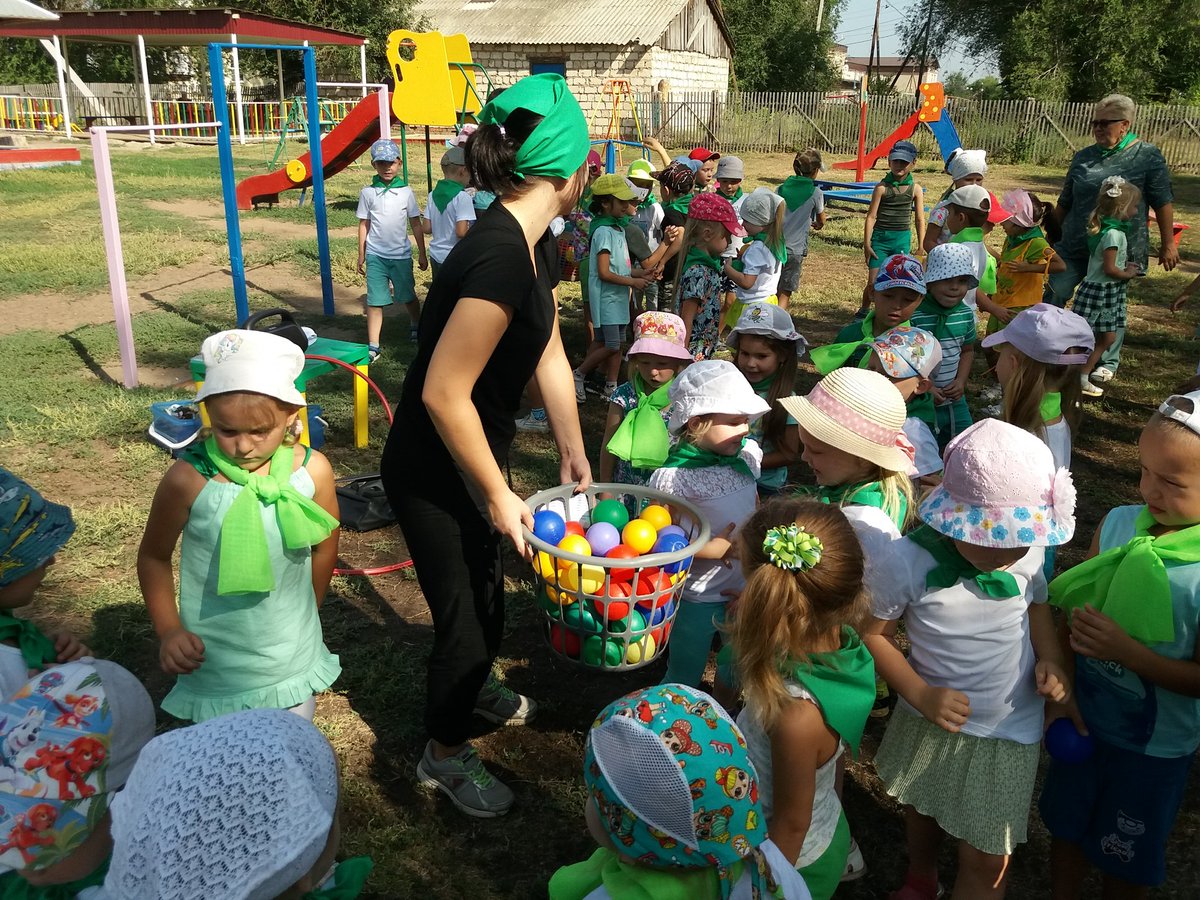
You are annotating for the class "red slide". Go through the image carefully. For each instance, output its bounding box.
[832,110,921,171]
[236,93,383,210]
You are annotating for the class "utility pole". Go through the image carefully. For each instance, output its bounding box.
[816,0,825,31]
[917,0,935,98]
[867,0,881,94]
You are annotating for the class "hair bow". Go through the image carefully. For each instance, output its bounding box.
[1103,175,1127,198]
[896,431,917,465]
[763,524,823,571]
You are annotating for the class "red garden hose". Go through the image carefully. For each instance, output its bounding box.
[303,353,413,577]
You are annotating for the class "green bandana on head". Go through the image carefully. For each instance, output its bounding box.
[606,373,674,469]
[777,175,815,212]
[662,439,755,481]
[1049,506,1200,645]
[478,73,589,180]
[199,439,339,596]
[371,174,406,195]
[908,525,1020,598]
[430,179,464,213]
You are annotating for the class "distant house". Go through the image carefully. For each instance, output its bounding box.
[416,0,733,123]
[841,55,940,95]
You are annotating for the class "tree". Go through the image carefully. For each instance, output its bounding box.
[943,71,970,97]
[722,0,847,92]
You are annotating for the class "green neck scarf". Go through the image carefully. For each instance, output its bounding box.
[1087,216,1132,255]
[907,390,936,427]
[430,179,464,213]
[664,194,693,216]
[478,73,589,180]
[1098,131,1139,157]
[607,374,674,469]
[908,525,1020,598]
[748,232,787,264]
[810,312,875,374]
[777,175,815,212]
[951,228,997,293]
[683,245,722,274]
[637,192,657,210]
[1050,507,1200,645]
[718,186,744,203]
[798,480,907,530]
[785,627,876,757]
[1041,391,1062,423]
[951,226,985,244]
[302,857,374,899]
[371,174,406,195]
[882,171,914,187]
[549,847,746,900]
[0,610,57,669]
[662,439,754,480]
[1004,226,1044,252]
[201,439,339,596]
[588,214,632,236]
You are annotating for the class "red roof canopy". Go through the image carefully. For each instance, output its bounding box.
[0,7,365,46]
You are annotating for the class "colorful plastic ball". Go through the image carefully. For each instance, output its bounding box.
[650,620,673,646]
[607,607,645,635]
[564,521,587,539]
[658,525,688,542]
[634,571,674,606]
[534,551,557,581]
[592,499,631,531]
[605,544,640,582]
[549,623,581,657]
[593,581,632,622]
[637,596,675,627]
[1045,718,1095,764]
[585,522,621,557]
[624,633,657,664]
[563,603,602,634]
[622,519,658,555]
[545,586,576,607]
[556,534,592,563]
[651,533,688,575]
[639,504,672,531]
[532,509,566,545]
[583,635,624,667]
[561,563,605,596]
[537,590,562,618]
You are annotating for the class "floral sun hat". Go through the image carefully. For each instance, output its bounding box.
[919,418,1076,548]
[0,467,75,589]
[726,302,809,354]
[627,311,693,362]
[870,325,943,380]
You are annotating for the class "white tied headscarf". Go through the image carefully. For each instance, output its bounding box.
[946,148,988,181]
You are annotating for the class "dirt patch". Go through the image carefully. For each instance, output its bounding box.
[144,198,358,241]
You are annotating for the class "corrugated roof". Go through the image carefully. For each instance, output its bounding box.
[845,56,940,70]
[417,0,715,47]
[0,0,57,21]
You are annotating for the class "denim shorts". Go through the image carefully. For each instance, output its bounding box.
[365,253,416,307]
[598,324,626,350]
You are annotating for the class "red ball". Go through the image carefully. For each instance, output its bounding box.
[563,521,587,538]
[549,623,581,657]
[634,571,673,608]
[593,581,632,622]
[605,544,639,582]
[651,620,673,645]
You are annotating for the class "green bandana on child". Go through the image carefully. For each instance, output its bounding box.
[588,214,632,236]
[606,374,673,469]
[1087,217,1132,255]
[785,627,876,756]
[881,171,914,187]
[1041,392,1062,423]
[664,194,693,216]
[950,227,997,293]
[810,314,875,374]
[748,232,787,264]
[661,440,754,480]
[478,73,589,180]
[0,611,57,669]
[683,245,722,274]
[798,480,908,530]
[371,174,406,195]
[719,187,744,203]
[200,439,339,596]
[429,179,464,213]
[1004,226,1044,252]
[301,857,374,899]
[777,175,815,212]
[1050,506,1200,645]
[908,526,1020,598]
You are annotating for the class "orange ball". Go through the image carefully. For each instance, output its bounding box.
[622,519,657,555]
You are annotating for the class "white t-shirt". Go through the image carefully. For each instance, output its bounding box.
[356,184,420,259]
[1044,418,1071,472]
[841,503,902,603]
[734,242,783,302]
[648,441,762,604]
[423,189,476,264]
[904,417,942,478]
[632,202,664,252]
[872,536,1049,744]
[0,644,27,698]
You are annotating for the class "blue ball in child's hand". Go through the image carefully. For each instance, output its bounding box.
[533,510,566,545]
[1045,717,1094,764]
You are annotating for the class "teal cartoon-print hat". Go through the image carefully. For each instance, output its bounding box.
[0,468,74,588]
[584,683,780,898]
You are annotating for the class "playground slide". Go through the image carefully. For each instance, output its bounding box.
[235,93,383,210]
[832,110,920,171]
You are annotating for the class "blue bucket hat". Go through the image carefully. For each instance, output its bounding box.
[0,468,74,588]
[369,139,400,163]
[874,253,927,295]
[888,140,918,164]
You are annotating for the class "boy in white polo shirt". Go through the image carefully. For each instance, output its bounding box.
[356,138,427,359]
[422,145,476,279]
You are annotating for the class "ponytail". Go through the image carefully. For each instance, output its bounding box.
[465,107,545,196]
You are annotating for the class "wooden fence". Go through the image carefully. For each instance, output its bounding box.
[634,92,1200,172]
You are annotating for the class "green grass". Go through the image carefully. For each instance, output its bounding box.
[1,140,1200,897]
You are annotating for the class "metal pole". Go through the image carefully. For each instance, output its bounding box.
[377,85,390,139]
[230,33,245,144]
[276,48,285,102]
[359,43,368,97]
[90,127,138,388]
[816,0,825,31]
[136,34,155,144]
[208,43,249,322]
[304,47,335,316]
[425,126,433,193]
[52,35,71,139]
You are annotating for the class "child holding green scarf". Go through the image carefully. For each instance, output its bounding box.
[598,311,691,489]
[777,149,826,305]
[1042,389,1200,897]
[649,361,770,688]
[420,145,475,279]
[864,142,926,306]
[1073,175,1142,398]
[728,500,877,900]
[138,330,342,724]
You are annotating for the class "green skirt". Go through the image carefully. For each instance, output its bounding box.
[798,808,850,900]
[875,709,1039,856]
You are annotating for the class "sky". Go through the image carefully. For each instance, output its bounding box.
[834,0,999,80]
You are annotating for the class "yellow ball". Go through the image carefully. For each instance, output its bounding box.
[546,586,576,606]
[561,563,605,596]
[625,633,657,664]
[639,504,672,531]
[622,519,657,555]
[556,534,593,567]
[534,552,557,580]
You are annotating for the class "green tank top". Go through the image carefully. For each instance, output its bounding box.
[876,181,915,232]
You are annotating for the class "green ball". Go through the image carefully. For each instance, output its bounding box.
[583,635,623,667]
[607,608,646,635]
[563,603,601,634]
[537,591,562,619]
[591,498,631,531]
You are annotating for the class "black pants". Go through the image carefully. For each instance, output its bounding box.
[387,473,505,747]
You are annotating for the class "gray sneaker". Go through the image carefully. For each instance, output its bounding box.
[514,412,550,434]
[416,741,514,818]
[474,676,537,726]
[573,371,587,403]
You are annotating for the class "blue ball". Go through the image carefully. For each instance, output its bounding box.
[1045,718,1095,764]
[532,509,566,545]
[652,533,689,574]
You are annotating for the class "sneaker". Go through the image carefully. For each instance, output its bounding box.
[870,694,892,719]
[1081,374,1104,398]
[600,384,618,401]
[515,413,549,434]
[367,344,381,364]
[1091,366,1115,384]
[841,837,867,882]
[982,402,1004,418]
[573,371,587,403]
[416,741,514,818]
[474,676,538,725]
[409,327,419,344]
[980,385,1002,402]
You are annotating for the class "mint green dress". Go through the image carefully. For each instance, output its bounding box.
[163,463,341,722]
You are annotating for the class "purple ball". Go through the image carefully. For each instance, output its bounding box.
[1045,718,1095,764]
[585,522,621,557]
[658,525,688,542]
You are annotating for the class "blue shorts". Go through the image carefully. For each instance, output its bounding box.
[1039,737,1194,886]
[598,324,626,351]
[365,253,416,307]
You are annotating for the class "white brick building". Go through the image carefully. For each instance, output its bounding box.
[416,0,732,130]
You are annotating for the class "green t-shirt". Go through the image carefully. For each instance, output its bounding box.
[1085,228,1128,285]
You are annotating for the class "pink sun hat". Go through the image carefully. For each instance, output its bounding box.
[627,311,693,362]
[919,419,1076,548]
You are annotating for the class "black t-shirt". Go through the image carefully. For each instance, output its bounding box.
[660,206,688,282]
[383,202,559,481]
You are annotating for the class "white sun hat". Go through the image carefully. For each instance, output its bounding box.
[194,329,306,407]
[667,360,770,433]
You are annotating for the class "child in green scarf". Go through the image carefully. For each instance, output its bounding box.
[675,193,746,361]
[420,145,475,279]
[138,329,341,724]
[777,149,826,305]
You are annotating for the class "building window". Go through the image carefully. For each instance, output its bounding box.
[530,60,566,77]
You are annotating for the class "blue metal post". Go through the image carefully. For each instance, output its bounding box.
[605,139,615,174]
[303,47,335,316]
[208,43,249,323]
